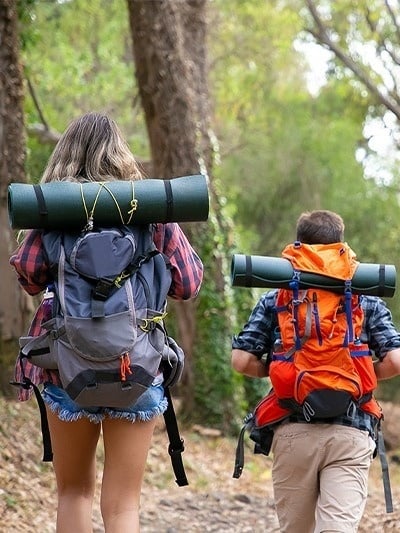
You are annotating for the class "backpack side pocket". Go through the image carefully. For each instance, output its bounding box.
[161,336,185,388]
[19,332,58,370]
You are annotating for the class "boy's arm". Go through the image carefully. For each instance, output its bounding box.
[374,348,400,380]
[231,348,269,378]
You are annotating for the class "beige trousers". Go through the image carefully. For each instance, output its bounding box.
[271,422,376,533]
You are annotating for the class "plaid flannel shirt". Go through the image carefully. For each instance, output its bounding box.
[10,223,203,400]
[232,289,400,435]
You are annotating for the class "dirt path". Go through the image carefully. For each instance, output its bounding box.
[1,398,400,532]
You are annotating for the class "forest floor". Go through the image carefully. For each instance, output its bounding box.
[1,395,400,532]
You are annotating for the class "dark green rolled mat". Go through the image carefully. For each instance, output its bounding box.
[231,254,396,297]
[8,174,209,230]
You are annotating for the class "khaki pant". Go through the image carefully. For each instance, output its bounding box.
[271,422,376,533]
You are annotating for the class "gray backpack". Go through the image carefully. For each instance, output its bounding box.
[19,224,184,408]
[16,225,189,485]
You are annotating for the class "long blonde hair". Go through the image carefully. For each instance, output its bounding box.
[41,112,143,183]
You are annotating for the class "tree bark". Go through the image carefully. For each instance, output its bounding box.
[127,0,213,410]
[0,0,29,393]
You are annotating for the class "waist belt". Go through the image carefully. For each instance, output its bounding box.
[287,413,378,438]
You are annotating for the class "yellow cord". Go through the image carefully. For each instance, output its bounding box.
[101,181,138,224]
[80,181,138,230]
[16,229,27,244]
[125,181,138,224]
[140,312,168,332]
[80,184,89,221]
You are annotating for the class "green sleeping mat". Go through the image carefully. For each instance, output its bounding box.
[8,174,209,230]
[231,254,396,297]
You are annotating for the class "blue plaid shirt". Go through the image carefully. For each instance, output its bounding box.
[232,290,400,435]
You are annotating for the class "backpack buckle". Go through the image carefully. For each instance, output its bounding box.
[93,279,114,301]
[168,438,185,456]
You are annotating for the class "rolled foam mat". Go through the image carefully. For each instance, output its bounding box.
[8,174,209,230]
[231,254,396,297]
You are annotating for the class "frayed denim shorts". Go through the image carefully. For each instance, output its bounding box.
[42,382,168,423]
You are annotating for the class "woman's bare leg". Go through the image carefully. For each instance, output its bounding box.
[100,417,156,533]
[46,407,101,533]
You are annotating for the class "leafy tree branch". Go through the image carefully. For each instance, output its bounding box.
[304,0,400,121]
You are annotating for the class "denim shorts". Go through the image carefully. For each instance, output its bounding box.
[42,382,168,423]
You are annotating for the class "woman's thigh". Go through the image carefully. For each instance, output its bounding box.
[101,417,156,503]
[43,382,164,498]
[100,382,165,502]
[46,406,101,492]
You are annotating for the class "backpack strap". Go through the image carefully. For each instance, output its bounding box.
[10,376,53,462]
[91,246,159,318]
[376,423,394,513]
[33,184,49,222]
[289,270,302,351]
[311,292,323,345]
[289,271,313,351]
[344,280,354,345]
[163,386,189,487]
[163,179,174,221]
[276,273,312,360]
[232,413,254,479]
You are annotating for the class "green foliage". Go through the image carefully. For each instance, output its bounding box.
[189,183,240,430]
[17,0,40,49]
[212,11,378,256]
[25,138,54,183]
[190,170,270,429]
[297,0,400,180]
[20,0,148,181]
[377,376,400,403]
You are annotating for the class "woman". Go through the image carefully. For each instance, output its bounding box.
[10,112,203,533]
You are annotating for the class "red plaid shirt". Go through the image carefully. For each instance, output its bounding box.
[10,223,203,400]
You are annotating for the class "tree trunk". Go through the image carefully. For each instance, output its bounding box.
[0,0,28,394]
[127,0,230,419]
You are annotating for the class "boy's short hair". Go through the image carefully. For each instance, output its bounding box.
[296,210,345,244]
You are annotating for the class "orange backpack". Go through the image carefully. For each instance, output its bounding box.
[269,241,380,420]
[233,242,391,511]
